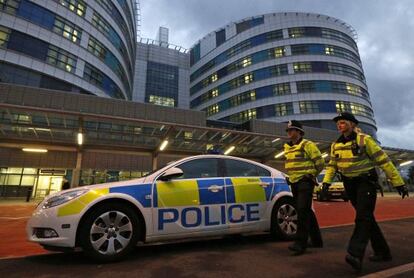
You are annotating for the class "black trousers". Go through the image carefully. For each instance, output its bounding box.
[290,179,322,248]
[343,177,391,258]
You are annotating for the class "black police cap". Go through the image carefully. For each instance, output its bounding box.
[286,120,305,134]
[333,112,359,124]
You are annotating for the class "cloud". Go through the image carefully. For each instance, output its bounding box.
[140,0,414,148]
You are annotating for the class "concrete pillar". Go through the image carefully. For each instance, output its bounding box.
[71,151,82,188]
[152,152,158,170]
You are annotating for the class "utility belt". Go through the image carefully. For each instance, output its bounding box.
[286,174,318,187]
[340,169,384,196]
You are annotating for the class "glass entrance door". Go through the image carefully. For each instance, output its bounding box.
[35,176,63,198]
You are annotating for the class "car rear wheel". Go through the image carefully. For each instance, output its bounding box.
[271,198,297,240]
[79,203,141,262]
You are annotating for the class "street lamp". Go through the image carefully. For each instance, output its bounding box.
[400,160,413,167]
[274,151,285,158]
[224,146,235,155]
[159,139,169,151]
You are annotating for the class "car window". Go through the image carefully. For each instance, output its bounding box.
[174,158,219,179]
[224,159,270,177]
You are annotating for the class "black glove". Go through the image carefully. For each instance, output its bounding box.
[285,177,291,185]
[396,185,409,199]
[322,183,331,192]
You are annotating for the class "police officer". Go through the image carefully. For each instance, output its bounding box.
[322,112,409,271]
[284,120,324,255]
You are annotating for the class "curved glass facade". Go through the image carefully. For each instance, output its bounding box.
[189,12,376,135]
[0,0,137,99]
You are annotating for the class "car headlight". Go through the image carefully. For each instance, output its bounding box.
[42,189,89,209]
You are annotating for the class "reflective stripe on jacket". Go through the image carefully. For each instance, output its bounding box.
[284,139,324,183]
[323,133,404,186]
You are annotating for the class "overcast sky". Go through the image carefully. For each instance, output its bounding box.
[140,0,414,149]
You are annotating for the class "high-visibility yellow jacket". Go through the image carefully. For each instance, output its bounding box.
[284,139,325,183]
[323,132,404,187]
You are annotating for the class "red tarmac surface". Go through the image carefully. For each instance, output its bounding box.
[1,195,413,259]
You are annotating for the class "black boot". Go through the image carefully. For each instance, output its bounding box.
[288,242,306,256]
[345,254,362,272]
[369,253,392,262]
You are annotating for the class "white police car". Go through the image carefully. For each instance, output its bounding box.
[27,155,297,261]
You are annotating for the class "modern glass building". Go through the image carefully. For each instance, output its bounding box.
[133,32,189,108]
[0,0,138,100]
[189,12,377,135]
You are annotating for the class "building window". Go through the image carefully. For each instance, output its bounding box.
[229,109,257,123]
[53,16,82,43]
[274,83,291,96]
[275,103,294,116]
[46,45,77,73]
[148,95,175,107]
[211,73,218,83]
[274,47,285,58]
[293,62,312,73]
[211,89,218,98]
[0,26,10,48]
[91,12,110,34]
[56,0,86,17]
[241,57,252,67]
[206,104,220,116]
[0,0,19,14]
[83,63,103,86]
[325,46,334,55]
[300,101,321,113]
[244,73,253,84]
[88,37,106,60]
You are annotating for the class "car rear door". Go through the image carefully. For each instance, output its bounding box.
[223,158,273,231]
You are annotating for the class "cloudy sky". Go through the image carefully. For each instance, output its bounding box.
[140,0,414,149]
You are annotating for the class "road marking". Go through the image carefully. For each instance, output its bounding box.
[361,262,414,277]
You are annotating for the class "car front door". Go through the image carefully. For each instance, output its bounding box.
[153,158,227,236]
[223,159,273,231]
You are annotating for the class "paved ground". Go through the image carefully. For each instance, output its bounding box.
[0,195,413,277]
[0,218,413,278]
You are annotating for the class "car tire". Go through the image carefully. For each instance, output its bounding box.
[79,203,141,262]
[271,197,297,241]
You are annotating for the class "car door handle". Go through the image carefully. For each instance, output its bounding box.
[208,185,223,193]
[259,182,269,188]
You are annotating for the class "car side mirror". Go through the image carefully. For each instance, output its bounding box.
[159,167,183,181]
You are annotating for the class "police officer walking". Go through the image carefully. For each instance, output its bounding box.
[284,120,324,255]
[322,112,409,271]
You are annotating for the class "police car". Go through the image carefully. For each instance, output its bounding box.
[27,155,297,261]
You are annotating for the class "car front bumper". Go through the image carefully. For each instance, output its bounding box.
[26,206,79,248]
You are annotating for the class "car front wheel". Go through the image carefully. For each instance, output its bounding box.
[79,203,141,262]
[271,198,297,240]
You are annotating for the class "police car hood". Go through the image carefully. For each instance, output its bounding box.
[57,177,148,195]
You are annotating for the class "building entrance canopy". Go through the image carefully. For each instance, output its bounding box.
[1,84,413,170]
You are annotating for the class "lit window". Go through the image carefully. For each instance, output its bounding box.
[211,89,219,98]
[241,57,252,67]
[53,16,82,43]
[207,104,220,116]
[250,91,256,100]
[244,74,253,84]
[0,26,10,48]
[325,46,334,55]
[58,0,86,17]
[47,45,77,73]
[274,47,284,58]
[148,95,175,107]
[211,73,218,82]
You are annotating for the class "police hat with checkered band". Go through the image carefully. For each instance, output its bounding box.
[286,120,305,134]
[333,112,359,124]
